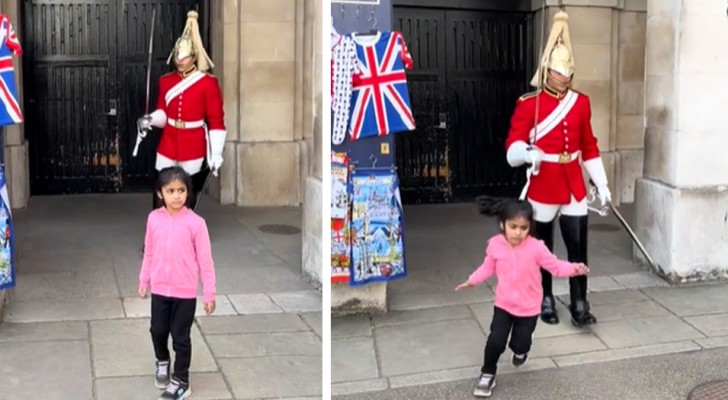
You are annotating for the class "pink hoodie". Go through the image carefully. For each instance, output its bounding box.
[139,207,216,302]
[468,234,581,317]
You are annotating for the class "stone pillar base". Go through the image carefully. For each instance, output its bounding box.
[5,141,29,209]
[635,178,728,283]
[332,282,387,317]
[302,175,322,287]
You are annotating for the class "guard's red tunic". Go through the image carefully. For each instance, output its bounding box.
[505,88,601,204]
[153,71,225,163]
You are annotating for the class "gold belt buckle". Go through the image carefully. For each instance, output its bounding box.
[558,151,571,163]
[174,120,185,129]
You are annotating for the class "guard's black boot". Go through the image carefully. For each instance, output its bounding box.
[560,214,597,327]
[570,294,597,327]
[540,294,559,324]
[534,221,559,324]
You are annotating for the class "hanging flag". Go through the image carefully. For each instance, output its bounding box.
[0,167,13,290]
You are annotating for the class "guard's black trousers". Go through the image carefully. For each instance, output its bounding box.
[533,215,589,306]
[152,168,210,210]
[150,294,197,384]
[481,306,538,375]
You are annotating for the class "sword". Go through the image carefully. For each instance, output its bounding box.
[194,170,214,212]
[589,182,659,271]
[133,7,156,157]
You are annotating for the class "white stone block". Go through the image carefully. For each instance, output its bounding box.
[332,282,387,317]
[302,176,322,285]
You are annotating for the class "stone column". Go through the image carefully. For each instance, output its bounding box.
[636,0,728,281]
[301,0,323,285]
[4,0,28,210]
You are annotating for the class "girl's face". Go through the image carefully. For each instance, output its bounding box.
[157,179,188,212]
[501,216,530,246]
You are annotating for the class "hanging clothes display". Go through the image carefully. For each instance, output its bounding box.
[331,24,358,146]
[331,152,352,283]
[0,14,20,291]
[349,168,407,286]
[347,31,416,142]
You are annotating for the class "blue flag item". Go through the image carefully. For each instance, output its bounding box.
[0,166,13,290]
[349,168,407,286]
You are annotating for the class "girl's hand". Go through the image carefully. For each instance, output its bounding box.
[204,301,216,315]
[455,280,475,291]
[574,263,590,275]
[137,286,147,299]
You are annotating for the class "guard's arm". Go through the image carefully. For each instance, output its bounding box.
[505,97,539,167]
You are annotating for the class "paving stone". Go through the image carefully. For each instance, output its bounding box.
[219,356,322,399]
[268,290,322,313]
[95,373,232,400]
[3,299,125,323]
[373,305,472,328]
[11,269,120,302]
[389,287,493,311]
[122,295,237,318]
[90,319,217,377]
[228,293,284,314]
[0,340,92,400]
[332,378,389,396]
[332,336,379,383]
[0,321,88,342]
[529,333,607,358]
[301,312,323,338]
[684,314,728,337]
[206,331,320,358]
[333,315,373,338]
[572,288,650,305]
[375,319,485,376]
[586,275,625,292]
[694,336,728,350]
[643,285,728,317]
[589,299,672,322]
[552,340,701,367]
[197,313,311,335]
[590,315,705,348]
[610,272,669,289]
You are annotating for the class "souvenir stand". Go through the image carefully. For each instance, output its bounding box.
[330,0,415,297]
[0,12,21,292]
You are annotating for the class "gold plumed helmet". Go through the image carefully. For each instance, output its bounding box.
[530,11,574,87]
[168,11,215,72]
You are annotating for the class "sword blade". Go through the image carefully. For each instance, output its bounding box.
[144,8,156,115]
[607,202,660,271]
[194,171,213,212]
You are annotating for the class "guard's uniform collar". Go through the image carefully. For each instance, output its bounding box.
[177,65,198,78]
[543,83,568,100]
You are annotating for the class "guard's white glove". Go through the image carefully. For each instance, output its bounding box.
[137,115,152,132]
[209,153,224,176]
[524,147,544,165]
[584,157,611,206]
[596,185,612,206]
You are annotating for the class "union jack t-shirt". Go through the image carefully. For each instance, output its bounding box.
[347,31,415,142]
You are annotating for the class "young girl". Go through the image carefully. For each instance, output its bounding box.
[138,166,217,400]
[455,200,589,398]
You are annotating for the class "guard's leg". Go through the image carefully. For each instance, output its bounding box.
[560,197,596,327]
[188,168,210,211]
[530,199,560,325]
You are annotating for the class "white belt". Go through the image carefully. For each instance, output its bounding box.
[167,118,204,129]
[541,151,580,164]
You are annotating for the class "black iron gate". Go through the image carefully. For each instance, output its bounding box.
[393,1,533,203]
[22,0,207,195]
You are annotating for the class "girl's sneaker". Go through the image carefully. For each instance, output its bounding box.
[155,360,170,389]
[511,352,529,367]
[158,378,191,400]
[473,373,496,397]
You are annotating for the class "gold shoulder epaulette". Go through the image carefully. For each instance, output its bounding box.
[518,91,539,101]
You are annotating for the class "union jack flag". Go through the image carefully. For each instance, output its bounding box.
[348,31,415,141]
[0,166,14,291]
[0,14,22,128]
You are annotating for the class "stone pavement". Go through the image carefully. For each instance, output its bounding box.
[332,203,728,396]
[0,194,322,400]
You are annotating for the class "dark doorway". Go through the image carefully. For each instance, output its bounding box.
[393,0,533,204]
[22,0,208,195]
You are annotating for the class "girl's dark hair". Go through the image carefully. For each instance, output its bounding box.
[155,166,194,208]
[498,200,534,230]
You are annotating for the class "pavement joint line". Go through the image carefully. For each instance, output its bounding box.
[87,321,98,399]
[370,318,386,381]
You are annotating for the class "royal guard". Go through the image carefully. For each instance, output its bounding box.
[136,10,226,210]
[504,11,611,327]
